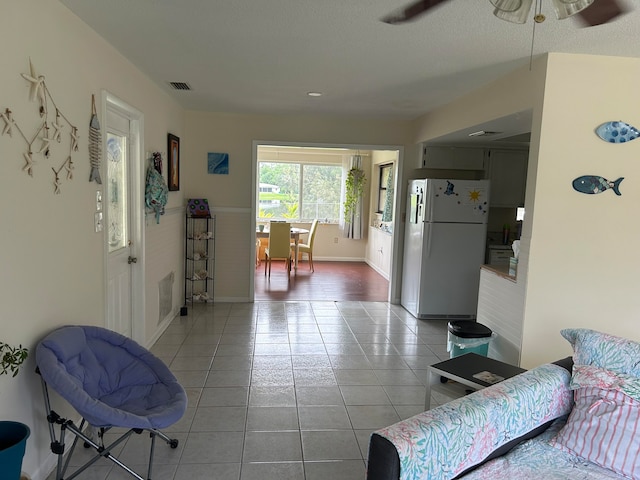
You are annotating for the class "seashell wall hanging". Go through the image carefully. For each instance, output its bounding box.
[0,58,79,194]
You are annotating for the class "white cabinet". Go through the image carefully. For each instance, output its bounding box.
[366,227,392,280]
[421,145,485,170]
[487,149,528,207]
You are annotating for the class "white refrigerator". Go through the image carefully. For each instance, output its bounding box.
[401,178,490,319]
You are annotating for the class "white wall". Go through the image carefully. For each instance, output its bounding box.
[520,53,640,367]
[182,111,415,301]
[0,2,184,478]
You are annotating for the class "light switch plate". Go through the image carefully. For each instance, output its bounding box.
[95,212,103,232]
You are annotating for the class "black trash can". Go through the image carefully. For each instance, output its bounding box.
[447,320,493,358]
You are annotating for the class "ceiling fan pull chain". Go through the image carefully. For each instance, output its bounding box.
[528,0,542,70]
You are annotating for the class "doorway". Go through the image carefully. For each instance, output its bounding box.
[250,142,403,303]
[103,92,145,344]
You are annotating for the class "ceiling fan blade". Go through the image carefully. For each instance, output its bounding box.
[575,0,627,26]
[381,0,452,25]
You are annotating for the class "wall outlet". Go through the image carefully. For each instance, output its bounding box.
[334,237,338,243]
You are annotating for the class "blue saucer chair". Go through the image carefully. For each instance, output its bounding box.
[36,325,187,480]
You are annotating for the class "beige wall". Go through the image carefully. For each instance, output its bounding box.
[182,111,414,301]
[1,2,184,478]
[521,53,640,367]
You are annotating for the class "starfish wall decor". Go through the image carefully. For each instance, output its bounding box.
[1,58,78,194]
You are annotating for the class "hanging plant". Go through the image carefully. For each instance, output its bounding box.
[344,166,366,219]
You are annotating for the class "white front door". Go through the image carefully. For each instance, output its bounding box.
[104,93,144,342]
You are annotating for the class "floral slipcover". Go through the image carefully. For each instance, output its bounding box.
[562,328,640,403]
[374,363,574,480]
[461,418,625,480]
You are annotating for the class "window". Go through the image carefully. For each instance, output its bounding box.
[258,161,342,222]
[377,163,393,216]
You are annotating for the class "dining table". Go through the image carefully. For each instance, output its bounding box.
[256,226,309,272]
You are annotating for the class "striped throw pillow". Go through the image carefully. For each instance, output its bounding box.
[552,329,640,478]
[551,386,640,478]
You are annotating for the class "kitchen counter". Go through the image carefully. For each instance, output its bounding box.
[477,263,524,365]
[481,264,516,282]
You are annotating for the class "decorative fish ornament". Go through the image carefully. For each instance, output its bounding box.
[595,121,640,143]
[89,95,102,184]
[572,175,623,196]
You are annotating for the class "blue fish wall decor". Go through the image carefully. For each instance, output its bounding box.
[572,175,623,196]
[595,121,640,143]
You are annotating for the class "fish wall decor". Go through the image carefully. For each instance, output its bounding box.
[595,121,640,143]
[572,175,624,196]
[89,95,102,184]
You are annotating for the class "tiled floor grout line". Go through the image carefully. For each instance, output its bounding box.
[46,301,451,480]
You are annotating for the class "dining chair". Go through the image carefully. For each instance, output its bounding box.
[293,219,318,272]
[265,222,292,278]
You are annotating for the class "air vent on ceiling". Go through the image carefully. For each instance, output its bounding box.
[168,82,192,91]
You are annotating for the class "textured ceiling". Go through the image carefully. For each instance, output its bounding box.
[58,0,637,123]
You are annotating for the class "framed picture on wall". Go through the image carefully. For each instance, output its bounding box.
[168,133,180,191]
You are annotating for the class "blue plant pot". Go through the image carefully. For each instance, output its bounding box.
[0,421,30,480]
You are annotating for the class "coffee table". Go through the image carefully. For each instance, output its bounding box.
[425,352,526,409]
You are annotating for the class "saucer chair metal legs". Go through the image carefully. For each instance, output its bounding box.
[36,325,187,480]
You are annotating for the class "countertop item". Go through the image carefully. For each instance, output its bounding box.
[487,244,512,266]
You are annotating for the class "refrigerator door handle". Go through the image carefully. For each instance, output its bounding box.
[424,222,432,259]
[423,187,434,223]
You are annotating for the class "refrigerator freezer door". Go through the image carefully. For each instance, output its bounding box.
[416,222,486,318]
[424,179,490,224]
[401,181,426,316]
[401,218,424,317]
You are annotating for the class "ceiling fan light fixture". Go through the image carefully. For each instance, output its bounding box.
[491,0,534,23]
[551,0,595,19]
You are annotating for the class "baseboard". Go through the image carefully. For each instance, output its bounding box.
[312,256,365,262]
[215,296,251,303]
[363,259,390,281]
[145,307,177,349]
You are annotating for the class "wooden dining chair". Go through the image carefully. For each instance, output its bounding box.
[292,219,318,272]
[264,222,292,279]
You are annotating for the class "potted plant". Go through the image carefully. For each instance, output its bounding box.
[0,342,30,480]
[343,166,366,220]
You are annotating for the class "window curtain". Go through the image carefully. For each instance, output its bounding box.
[340,155,364,239]
[381,166,394,222]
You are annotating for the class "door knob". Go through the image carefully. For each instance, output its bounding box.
[128,256,138,264]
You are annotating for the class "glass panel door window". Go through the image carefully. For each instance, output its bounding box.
[107,132,128,253]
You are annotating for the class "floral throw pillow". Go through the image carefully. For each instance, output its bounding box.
[550,328,640,478]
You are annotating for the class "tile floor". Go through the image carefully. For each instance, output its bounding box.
[47,301,452,480]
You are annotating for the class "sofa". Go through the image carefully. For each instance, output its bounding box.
[366,329,640,480]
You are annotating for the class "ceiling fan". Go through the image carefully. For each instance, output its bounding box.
[381,0,627,27]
